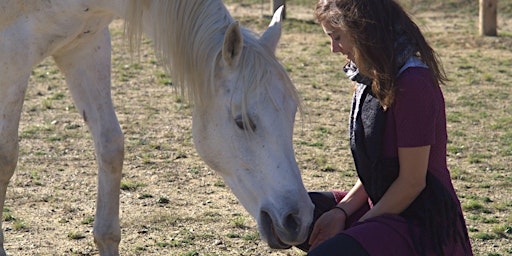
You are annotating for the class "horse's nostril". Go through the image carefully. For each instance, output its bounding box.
[260,210,272,228]
[261,209,301,234]
[283,212,301,233]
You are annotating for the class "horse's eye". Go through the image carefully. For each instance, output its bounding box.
[235,116,256,131]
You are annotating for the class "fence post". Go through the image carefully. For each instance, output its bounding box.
[271,0,286,19]
[479,0,497,36]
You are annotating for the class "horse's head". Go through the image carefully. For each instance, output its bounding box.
[192,7,314,249]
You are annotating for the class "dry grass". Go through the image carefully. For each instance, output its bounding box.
[3,1,511,255]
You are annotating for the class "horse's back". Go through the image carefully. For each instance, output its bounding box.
[0,0,28,30]
[0,0,114,66]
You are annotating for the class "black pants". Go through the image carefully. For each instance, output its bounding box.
[296,192,369,256]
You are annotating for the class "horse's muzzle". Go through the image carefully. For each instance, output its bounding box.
[258,209,309,249]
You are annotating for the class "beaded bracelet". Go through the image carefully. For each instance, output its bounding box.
[332,206,348,219]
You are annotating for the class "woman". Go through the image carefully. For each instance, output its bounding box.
[300,0,473,255]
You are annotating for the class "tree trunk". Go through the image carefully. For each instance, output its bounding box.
[479,0,497,36]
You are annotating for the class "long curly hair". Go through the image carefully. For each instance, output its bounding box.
[315,0,447,109]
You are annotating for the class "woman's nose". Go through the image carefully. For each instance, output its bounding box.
[331,40,342,53]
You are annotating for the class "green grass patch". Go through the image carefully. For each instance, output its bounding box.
[81,216,94,225]
[13,219,27,231]
[120,180,145,191]
[463,201,485,212]
[67,232,86,240]
[157,197,170,204]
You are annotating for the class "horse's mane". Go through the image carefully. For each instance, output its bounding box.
[124,0,301,114]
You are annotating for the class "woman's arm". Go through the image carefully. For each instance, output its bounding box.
[309,178,368,249]
[336,179,369,216]
[360,145,430,221]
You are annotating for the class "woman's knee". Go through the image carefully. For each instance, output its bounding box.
[307,233,369,256]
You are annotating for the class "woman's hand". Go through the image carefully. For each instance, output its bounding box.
[308,207,347,250]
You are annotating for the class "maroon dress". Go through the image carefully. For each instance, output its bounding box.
[333,66,473,255]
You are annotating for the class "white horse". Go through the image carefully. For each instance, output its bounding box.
[0,0,314,255]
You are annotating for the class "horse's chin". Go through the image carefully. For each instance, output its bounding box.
[261,223,292,249]
[259,211,307,249]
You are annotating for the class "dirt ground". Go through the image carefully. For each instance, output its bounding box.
[3,2,511,256]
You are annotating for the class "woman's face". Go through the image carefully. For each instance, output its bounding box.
[321,22,356,63]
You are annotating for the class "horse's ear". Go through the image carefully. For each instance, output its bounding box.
[259,5,283,54]
[223,21,243,68]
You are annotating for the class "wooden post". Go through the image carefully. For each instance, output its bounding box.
[271,0,286,19]
[479,0,497,36]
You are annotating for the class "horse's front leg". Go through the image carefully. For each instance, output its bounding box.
[54,27,123,256]
[0,22,33,256]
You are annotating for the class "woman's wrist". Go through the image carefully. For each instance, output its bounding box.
[332,205,349,219]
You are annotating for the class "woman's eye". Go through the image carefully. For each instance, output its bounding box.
[235,116,256,131]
